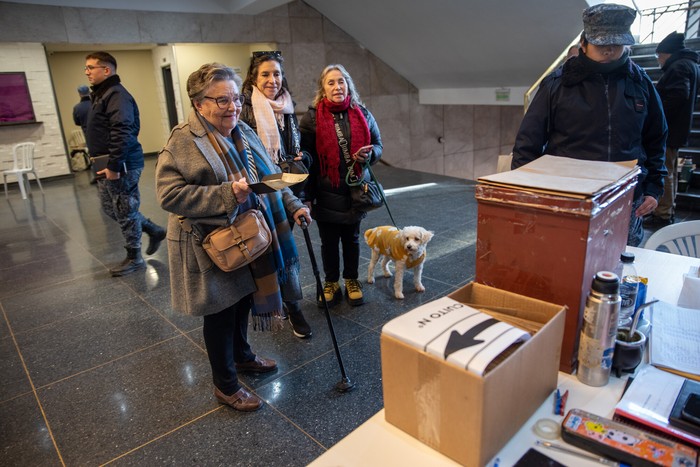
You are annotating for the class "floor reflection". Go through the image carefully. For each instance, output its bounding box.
[0,158,696,465]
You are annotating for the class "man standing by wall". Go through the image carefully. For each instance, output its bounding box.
[72,84,90,134]
[71,84,93,179]
[646,32,699,226]
[84,51,166,276]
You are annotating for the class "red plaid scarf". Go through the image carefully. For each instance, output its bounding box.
[315,96,370,187]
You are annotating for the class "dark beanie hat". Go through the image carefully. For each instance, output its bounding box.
[656,32,685,54]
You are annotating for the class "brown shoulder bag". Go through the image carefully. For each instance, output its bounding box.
[201,208,271,272]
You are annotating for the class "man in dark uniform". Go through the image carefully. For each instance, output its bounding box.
[512,4,667,246]
[84,51,166,276]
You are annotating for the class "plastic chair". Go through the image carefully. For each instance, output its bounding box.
[69,129,86,150]
[644,220,700,258]
[497,154,513,173]
[3,142,44,199]
[68,129,90,171]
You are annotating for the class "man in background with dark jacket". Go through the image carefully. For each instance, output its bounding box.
[84,51,165,276]
[72,84,90,134]
[646,32,699,226]
[71,85,94,181]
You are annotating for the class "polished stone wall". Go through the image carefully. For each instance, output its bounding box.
[0,0,523,180]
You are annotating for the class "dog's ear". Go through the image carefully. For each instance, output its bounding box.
[421,229,435,243]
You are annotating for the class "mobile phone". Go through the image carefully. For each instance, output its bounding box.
[513,448,566,467]
[681,393,700,426]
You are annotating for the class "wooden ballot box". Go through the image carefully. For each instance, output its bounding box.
[474,156,639,373]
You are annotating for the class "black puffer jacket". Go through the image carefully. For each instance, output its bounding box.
[656,48,699,148]
[86,75,144,172]
[299,105,383,224]
[512,53,668,201]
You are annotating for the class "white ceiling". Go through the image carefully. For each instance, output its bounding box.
[10,0,595,91]
[305,0,592,89]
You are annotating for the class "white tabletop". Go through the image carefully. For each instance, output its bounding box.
[309,247,700,467]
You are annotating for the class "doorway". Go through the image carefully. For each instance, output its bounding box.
[162,65,178,130]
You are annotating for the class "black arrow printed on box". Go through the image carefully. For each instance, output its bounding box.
[381,297,533,376]
[444,318,500,358]
[424,312,531,375]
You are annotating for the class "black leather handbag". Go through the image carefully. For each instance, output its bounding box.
[278,116,309,196]
[350,179,384,212]
[277,155,308,176]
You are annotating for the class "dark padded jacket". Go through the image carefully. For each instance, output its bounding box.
[299,104,383,224]
[72,96,90,135]
[86,75,144,172]
[656,48,699,149]
[512,54,668,201]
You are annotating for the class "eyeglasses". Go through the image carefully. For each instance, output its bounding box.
[203,94,245,109]
[252,50,282,59]
[84,65,108,72]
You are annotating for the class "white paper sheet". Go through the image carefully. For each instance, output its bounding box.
[382,297,530,376]
[650,300,700,376]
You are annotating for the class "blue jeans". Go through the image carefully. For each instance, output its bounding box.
[97,168,146,249]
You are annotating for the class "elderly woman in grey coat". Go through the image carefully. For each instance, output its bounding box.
[156,63,311,412]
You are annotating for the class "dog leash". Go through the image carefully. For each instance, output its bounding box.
[369,164,397,228]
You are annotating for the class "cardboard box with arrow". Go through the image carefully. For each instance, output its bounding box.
[381,282,566,466]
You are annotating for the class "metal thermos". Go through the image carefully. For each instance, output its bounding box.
[577,271,621,387]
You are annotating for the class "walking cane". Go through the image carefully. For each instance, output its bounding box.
[299,217,355,393]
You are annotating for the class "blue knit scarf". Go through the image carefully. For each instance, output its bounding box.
[197,113,300,330]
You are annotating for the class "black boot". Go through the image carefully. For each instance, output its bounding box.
[110,247,146,277]
[286,301,312,338]
[142,219,166,255]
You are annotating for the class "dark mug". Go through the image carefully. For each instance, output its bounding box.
[612,328,647,377]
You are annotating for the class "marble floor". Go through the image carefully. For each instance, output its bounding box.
[1,159,697,466]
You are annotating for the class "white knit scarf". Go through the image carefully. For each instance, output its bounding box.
[251,86,294,164]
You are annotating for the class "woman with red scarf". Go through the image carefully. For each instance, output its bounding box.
[299,64,383,307]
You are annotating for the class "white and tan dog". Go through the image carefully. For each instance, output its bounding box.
[365,225,434,299]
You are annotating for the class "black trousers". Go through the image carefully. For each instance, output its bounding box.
[317,220,361,282]
[202,295,255,395]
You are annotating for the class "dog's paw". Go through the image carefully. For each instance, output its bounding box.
[383,271,392,278]
[394,291,404,299]
[367,276,375,284]
[415,284,426,293]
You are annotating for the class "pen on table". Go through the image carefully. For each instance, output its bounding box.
[536,440,622,466]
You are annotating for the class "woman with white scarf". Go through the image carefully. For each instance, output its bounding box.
[241,51,312,339]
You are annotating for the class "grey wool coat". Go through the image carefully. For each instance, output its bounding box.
[155,110,304,316]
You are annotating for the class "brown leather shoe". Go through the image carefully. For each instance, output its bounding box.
[214,386,262,412]
[235,356,277,373]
